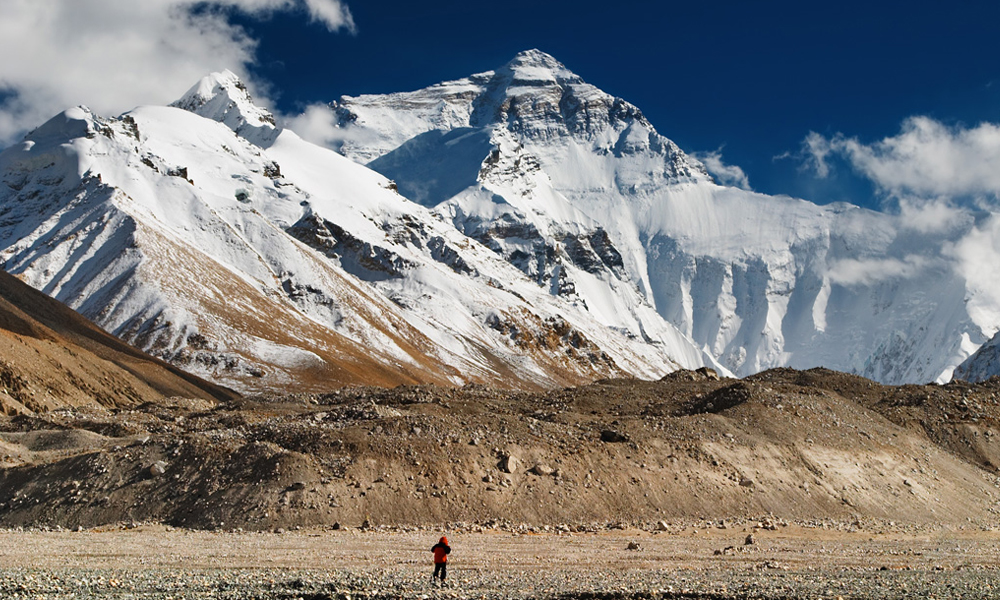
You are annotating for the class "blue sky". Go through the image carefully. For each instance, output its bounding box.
[231,0,1000,210]
[3,1,1000,212]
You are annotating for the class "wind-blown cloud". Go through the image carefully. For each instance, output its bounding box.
[827,255,933,287]
[0,0,354,145]
[896,197,970,235]
[803,117,1000,200]
[301,0,355,31]
[945,214,1000,327]
[692,149,751,190]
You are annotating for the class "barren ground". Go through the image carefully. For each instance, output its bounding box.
[1,524,999,598]
[2,368,1000,530]
[3,368,1000,597]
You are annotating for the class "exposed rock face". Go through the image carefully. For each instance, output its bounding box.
[288,213,414,281]
[955,333,1000,382]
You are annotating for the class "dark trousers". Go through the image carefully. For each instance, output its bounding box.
[433,562,447,580]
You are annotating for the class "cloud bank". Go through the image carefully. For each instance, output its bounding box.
[804,116,1000,201]
[801,115,1000,336]
[0,0,354,145]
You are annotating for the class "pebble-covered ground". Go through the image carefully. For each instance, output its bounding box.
[1,522,998,599]
[1,566,999,599]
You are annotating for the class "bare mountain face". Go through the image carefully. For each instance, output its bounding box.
[0,70,716,394]
[326,49,996,384]
[0,268,235,414]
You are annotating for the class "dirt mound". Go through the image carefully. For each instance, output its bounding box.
[1,369,999,530]
[0,269,237,414]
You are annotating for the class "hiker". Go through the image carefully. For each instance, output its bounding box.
[431,536,451,582]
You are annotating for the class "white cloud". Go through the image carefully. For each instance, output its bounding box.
[801,131,833,178]
[827,255,932,287]
[285,104,343,146]
[802,116,1000,200]
[302,0,356,31]
[285,102,381,150]
[692,149,751,190]
[896,197,969,235]
[0,0,354,145]
[944,214,1000,327]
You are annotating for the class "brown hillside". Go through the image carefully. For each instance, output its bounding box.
[1,368,998,530]
[0,269,237,414]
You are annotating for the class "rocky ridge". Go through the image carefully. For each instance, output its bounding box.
[1,368,998,531]
[0,268,234,415]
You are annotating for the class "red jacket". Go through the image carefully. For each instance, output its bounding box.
[431,537,451,564]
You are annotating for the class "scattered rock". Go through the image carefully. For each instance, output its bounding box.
[600,430,628,443]
[500,453,520,474]
[530,464,555,476]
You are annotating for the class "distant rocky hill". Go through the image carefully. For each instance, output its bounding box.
[0,269,236,415]
[1,368,997,529]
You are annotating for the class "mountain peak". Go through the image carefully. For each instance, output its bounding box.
[170,70,279,147]
[507,49,563,68]
[24,106,96,147]
[496,49,580,85]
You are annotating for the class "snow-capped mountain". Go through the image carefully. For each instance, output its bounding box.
[955,333,1000,382]
[0,70,717,393]
[322,49,994,384]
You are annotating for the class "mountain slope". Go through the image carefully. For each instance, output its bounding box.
[0,74,716,393]
[0,267,236,414]
[324,49,992,384]
[2,368,999,528]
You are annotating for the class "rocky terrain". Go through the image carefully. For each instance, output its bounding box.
[0,524,998,599]
[1,367,998,531]
[2,360,1000,598]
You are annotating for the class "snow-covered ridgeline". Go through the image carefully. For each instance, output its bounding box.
[0,74,718,392]
[319,49,997,384]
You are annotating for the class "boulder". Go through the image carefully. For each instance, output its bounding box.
[530,464,555,476]
[600,430,629,443]
[500,453,520,473]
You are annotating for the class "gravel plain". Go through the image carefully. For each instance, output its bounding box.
[2,521,999,599]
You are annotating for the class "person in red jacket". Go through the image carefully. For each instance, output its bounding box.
[431,536,451,582]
